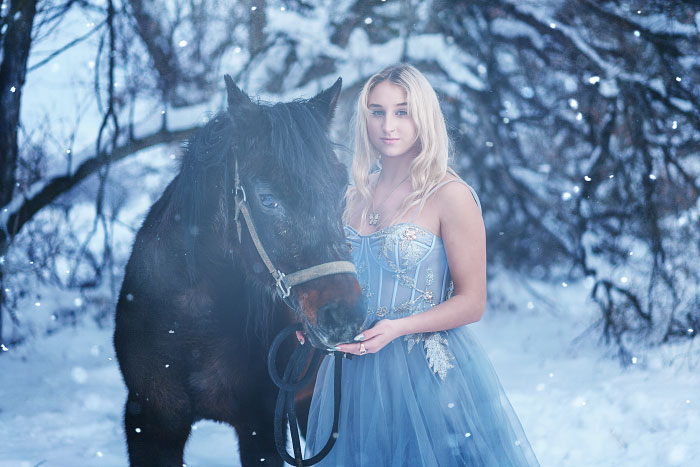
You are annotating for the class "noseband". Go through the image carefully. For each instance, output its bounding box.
[232,157,357,299]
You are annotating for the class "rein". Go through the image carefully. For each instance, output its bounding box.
[232,157,356,299]
[268,324,344,467]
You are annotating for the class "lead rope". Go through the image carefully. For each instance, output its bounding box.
[268,324,345,466]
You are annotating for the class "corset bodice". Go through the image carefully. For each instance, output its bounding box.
[345,222,453,323]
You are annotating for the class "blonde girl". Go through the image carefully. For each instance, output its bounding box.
[304,64,540,467]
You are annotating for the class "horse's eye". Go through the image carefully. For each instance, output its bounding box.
[259,194,279,209]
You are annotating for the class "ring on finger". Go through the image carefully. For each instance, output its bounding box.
[359,343,367,355]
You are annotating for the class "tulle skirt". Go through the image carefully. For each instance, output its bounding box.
[304,325,540,467]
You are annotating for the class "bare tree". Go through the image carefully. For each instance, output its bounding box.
[2,0,698,359]
[234,0,700,358]
[0,0,39,341]
[0,0,269,344]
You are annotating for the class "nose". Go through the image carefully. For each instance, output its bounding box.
[382,114,396,134]
[317,298,366,344]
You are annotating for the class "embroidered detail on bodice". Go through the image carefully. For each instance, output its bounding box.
[345,223,456,380]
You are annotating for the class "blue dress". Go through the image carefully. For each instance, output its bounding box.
[305,181,540,466]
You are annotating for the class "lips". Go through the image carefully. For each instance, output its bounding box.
[381,138,400,144]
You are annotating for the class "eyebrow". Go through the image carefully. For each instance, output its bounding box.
[368,102,408,108]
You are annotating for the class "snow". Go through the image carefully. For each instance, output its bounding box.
[1,267,698,466]
[408,35,486,92]
[491,17,545,49]
[512,3,682,100]
[630,13,698,37]
[669,97,694,113]
[3,1,700,465]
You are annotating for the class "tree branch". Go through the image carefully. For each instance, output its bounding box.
[0,126,197,254]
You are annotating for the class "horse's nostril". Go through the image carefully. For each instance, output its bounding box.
[316,299,366,343]
[317,301,344,330]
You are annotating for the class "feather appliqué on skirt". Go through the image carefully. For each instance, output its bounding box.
[405,331,455,381]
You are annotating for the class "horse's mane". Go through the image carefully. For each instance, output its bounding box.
[156,113,234,284]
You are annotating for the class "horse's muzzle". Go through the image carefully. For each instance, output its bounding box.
[316,297,367,344]
[294,273,367,349]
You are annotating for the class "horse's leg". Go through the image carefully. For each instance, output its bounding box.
[236,406,283,467]
[124,390,193,467]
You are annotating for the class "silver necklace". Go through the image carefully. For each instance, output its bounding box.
[368,173,410,226]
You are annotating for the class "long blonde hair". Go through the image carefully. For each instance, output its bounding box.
[343,63,451,227]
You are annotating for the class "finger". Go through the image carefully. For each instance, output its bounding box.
[359,336,383,351]
[360,334,382,345]
[356,327,377,341]
[356,341,371,355]
[295,330,305,345]
[334,343,355,354]
[335,342,364,355]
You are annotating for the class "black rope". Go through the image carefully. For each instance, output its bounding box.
[267,324,344,466]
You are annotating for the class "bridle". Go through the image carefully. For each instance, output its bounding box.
[232,157,357,299]
[232,156,353,466]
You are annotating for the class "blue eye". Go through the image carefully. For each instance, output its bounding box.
[371,110,385,116]
[260,194,279,209]
[396,110,408,116]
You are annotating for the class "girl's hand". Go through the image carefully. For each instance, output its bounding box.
[295,330,305,345]
[334,319,404,356]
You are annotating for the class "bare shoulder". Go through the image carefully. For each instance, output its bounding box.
[433,174,481,217]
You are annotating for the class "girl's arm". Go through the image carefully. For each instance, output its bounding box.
[336,180,486,355]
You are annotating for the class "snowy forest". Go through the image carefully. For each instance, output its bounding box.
[1,0,699,466]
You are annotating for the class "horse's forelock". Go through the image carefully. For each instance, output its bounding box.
[251,100,346,211]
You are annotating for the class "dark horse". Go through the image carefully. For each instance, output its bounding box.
[114,76,366,466]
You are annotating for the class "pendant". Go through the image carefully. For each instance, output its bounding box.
[368,212,379,226]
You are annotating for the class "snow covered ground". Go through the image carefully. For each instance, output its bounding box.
[1,269,698,467]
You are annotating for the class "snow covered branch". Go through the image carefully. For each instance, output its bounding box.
[0,126,196,254]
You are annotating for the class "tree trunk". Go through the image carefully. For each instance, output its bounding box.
[0,0,38,346]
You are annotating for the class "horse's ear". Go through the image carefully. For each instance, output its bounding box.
[309,77,342,123]
[224,74,252,114]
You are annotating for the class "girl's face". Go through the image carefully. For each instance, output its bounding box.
[366,80,419,160]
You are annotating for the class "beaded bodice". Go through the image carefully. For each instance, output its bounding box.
[345,222,457,380]
[345,223,453,321]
